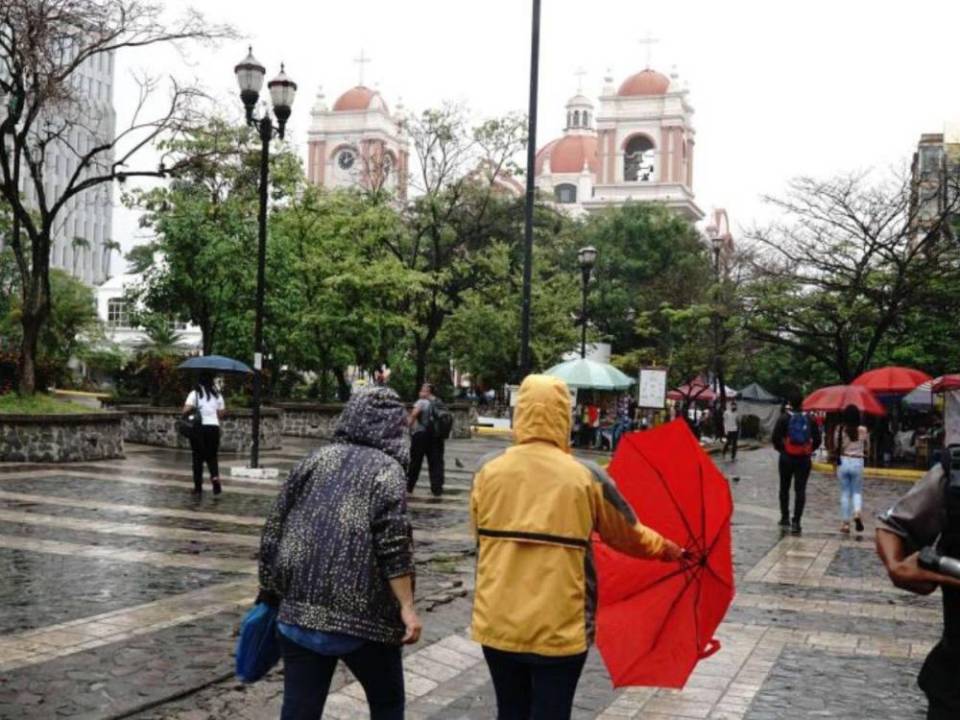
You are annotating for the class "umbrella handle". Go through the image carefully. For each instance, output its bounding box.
[698,638,721,659]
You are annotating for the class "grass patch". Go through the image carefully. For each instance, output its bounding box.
[0,393,101,415]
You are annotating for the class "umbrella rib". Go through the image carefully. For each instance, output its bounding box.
[618,563,693,596]
[628,437,706,556]
[698,460,707,556]
[647,565,701,654]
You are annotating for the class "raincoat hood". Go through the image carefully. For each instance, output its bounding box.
[334,385,410,468]
[513,374,571,451]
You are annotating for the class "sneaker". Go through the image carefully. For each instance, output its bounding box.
[854,516,864,533]
[212,479,222,496]
[791,519,802,535]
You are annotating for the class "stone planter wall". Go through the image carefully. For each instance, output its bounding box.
[276,402,475,440]
[117,406,282,453]
[0,413,124,462]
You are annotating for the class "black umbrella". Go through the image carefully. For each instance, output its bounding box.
[177,355,253,374]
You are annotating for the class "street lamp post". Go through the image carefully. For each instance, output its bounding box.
[578,246,598,359]
[708,226,726,415]
[234,47,297,469]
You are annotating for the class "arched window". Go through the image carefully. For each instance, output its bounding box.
[573,110,580,127]
[624,135,656,182]
[554,183,577,204]
[583,111,589,128]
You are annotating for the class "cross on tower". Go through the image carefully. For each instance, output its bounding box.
[574,66,588,93]
[353,49,372,86]
[638,33,660,69]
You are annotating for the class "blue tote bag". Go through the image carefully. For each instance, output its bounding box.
[235,602,281,683]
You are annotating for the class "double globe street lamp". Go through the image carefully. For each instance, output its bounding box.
[234,48,297,469]
[706,224,726,413]
[578,245,598,359]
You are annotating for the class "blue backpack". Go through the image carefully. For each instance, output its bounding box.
[784,412,813,456]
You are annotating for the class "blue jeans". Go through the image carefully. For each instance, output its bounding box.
[837,456,864,521]
[482,646,588,720]
[279,634,404,720]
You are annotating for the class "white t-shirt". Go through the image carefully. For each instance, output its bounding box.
[186,389,225,426]
[723,409,739,434]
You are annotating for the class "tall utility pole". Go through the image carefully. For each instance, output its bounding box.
[518,0,541,377]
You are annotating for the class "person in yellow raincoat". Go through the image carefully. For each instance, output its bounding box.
[470,374,684,720]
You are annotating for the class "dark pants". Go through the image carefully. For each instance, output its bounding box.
[408,431,444,495]
[482,646,588,720]
[189,426,220,487]
[778,454,812,521]
[722,431,739,460]
[920,641,960,719]
[279,634,404,720]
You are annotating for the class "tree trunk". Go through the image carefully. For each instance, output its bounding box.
[335,368,351,402]
[18,288,49,396]
[414,337,428,397]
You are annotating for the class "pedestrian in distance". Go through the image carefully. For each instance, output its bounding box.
[407,382,451,497]
[772,392,822,534]
[721,401,740,461]
[470,374,685,720]
[182,371,225,497]
[834,404,869,535]
[257,385,421,720]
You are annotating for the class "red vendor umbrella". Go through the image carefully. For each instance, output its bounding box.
[852,366,932,394]
[595,420,734,689]
[802,385,886,415]
[932,375,960,393]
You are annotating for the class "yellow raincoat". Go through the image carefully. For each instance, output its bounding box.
[470,374,668,656]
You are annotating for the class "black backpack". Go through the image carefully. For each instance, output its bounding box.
[428,399,455,440]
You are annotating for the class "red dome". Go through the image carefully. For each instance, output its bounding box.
[333,85,387,113]
[535,135,600,175]
[618,69,670,97]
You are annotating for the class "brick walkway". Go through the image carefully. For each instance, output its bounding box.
[0,435,941,719]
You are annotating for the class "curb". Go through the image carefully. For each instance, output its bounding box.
[811,461,923,483]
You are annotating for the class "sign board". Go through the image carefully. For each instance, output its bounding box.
[507,385,521,408]
[638,367,668,409]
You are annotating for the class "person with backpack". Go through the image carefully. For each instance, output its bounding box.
[407,382,450,497]
[834,404,869,535]
[182,372,225,497]
[772,393,822,534]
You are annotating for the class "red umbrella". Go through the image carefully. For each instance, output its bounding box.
[852,366,932,394]
[595,420,734,688]
[932,375,960,393]
[667,378,715,403]
[803,385,886,415]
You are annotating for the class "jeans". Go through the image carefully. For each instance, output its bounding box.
[837,456,864,521]
[482,646,588,720]
[279,634,404,720]
[407,431,444,495]
[189,425,220,488]
[722,431,739,460]
[778,454,812,522]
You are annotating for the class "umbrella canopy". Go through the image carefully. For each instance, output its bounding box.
[903,380,935,410]
[595,420,734,688]
[177,355,253,374]
[932,375,960,393]
[542,358,634,391]
[667,378,714,403]
[852,366,932,394]
[803,385,885,416]
[738,382,780,404]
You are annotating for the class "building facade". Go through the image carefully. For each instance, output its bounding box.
[910,124,960,243]
[535,67,703,221]
[306,85,409,200]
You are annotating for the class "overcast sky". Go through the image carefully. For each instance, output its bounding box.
[112,0,960,266]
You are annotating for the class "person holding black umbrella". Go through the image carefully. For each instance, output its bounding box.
[183,371,225,496]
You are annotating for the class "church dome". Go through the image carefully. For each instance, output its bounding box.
[617,69,670,97]
[333,85,389,113]
[535,135,600,175]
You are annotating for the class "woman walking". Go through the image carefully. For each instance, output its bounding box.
[257,386,421,720]
[183,372,225,496]
[836,404,869,534]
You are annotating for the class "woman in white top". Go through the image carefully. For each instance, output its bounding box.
[183,372,226,496]
[835,404,869,534]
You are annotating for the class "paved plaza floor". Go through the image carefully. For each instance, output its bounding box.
[0,433,943,719]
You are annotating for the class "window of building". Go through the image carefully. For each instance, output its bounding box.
[920,146,944,178]
[107,299,131,328]
[554,183,578,204]
[624,135,656,182]
[583,111,589,127]
[573,110,580,127]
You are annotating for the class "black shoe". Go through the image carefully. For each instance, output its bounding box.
[791,519,802,535]
[778,517,790,528]
[192,484,202,498]
[854,516,864,533]
[212,479,222,496]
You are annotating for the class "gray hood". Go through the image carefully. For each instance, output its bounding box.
[334,385,410,469]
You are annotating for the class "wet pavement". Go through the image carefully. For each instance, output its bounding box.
[0,433,944,719]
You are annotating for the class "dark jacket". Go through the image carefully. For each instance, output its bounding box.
[258,386,414,645]
[772,410,822,456]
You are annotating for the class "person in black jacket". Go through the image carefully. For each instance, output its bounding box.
[258,385,422,720]
[772,393,822,535]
